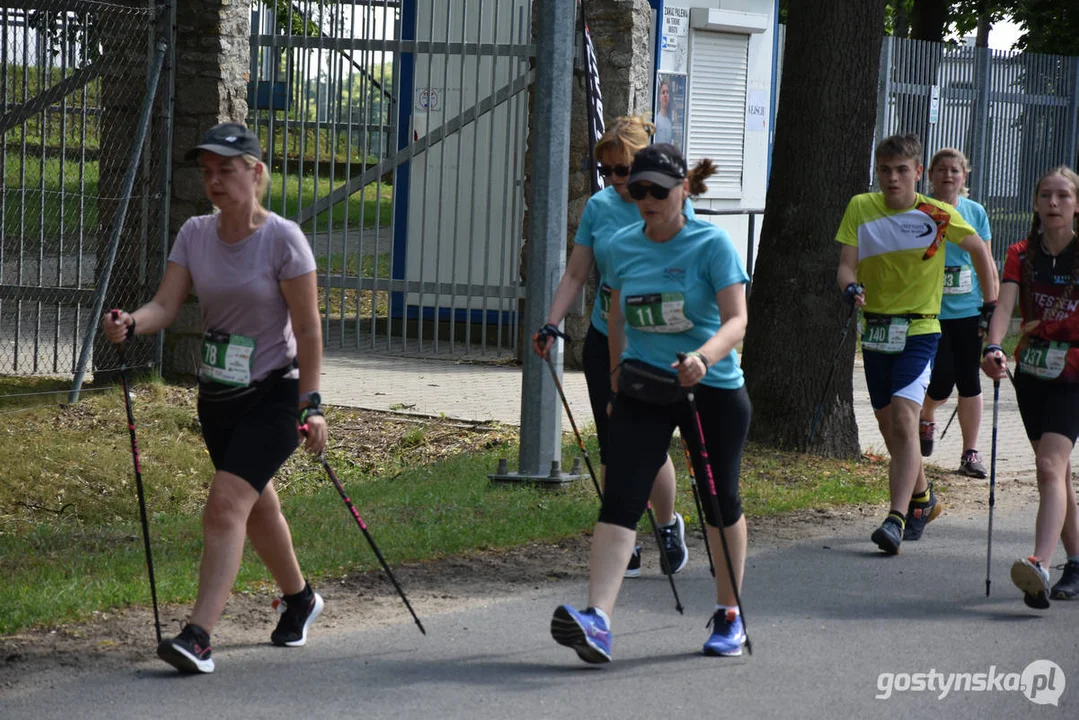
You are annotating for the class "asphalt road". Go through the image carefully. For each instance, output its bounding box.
[3,497,1075,719]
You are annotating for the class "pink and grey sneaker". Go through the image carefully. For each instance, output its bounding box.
[958,449,987,478]
[1011,556,1051,610]
[919,420,935,457]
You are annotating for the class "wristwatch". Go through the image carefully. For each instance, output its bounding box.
[299,391,321,409]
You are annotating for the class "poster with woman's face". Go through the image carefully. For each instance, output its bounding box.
[655,72,687,152]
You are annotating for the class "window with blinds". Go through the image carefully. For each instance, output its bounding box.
[687,31,749,198]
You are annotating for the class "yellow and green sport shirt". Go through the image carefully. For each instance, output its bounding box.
[836,192,977,336]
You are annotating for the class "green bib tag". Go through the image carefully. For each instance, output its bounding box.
[625,292,693,333]
[1018,338,1068,380]
[942,265,973,295]
[861,317,909,354]
[200,331,256,387]
[599,283,612,321]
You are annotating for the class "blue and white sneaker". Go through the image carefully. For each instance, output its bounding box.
[551,604,612,664]
[703,609,746,657]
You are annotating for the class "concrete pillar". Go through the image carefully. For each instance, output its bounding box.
[163,0,252,380]
[532,0,653,369]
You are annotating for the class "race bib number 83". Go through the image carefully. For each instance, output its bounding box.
[625,292,694,333]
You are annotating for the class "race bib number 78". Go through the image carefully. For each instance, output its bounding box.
[200,331,255,387]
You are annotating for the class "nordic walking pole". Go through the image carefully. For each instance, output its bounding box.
[542,352,602,500]
[680,438,715,577]
[308,442,426,635]
[939,404,959,441]
[986,375,1000,597]
[543,352,684,614]
[110,310,162,644]
[678,353,751,654]
[807,288,862,446]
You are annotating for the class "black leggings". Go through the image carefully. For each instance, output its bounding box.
[582,324,613,464]
[600,384,751,530]
[927,315,983,401]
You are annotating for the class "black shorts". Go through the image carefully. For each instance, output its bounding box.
[1014,373,1079,444]
[927,315,983,401]
[197,375,300,493]
[582,324,612,465]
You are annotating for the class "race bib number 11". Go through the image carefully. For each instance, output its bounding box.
[625,292,694,333]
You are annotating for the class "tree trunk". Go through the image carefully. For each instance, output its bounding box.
[892,0,910,39]
[741,0,884,458]
[910,0,948,42]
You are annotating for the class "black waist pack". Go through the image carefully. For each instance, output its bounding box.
[197,362,296,428]
[618,359,686,406]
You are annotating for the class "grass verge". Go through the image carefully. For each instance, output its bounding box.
[0,378,889,635]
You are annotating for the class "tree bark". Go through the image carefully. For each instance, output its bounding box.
[741,0,885,458]
[910,0,948,42]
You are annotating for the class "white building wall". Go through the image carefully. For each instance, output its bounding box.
[659,0,775,276]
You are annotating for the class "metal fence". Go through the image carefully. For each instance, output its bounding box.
[875,36,1079,260]
[0,0,173,377]
[249,0,533,360]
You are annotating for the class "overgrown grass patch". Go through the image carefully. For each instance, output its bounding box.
[0,378,889,635]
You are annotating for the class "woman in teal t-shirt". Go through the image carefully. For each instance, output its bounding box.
[551,144,752,663]
[919,147,994,481]
[534,116,690,579]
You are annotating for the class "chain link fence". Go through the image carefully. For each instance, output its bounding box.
[0,0,172,378]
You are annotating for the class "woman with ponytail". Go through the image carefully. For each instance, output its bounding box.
[551,144,752,662]
[983,166,1079,608]
[534,116,692,579]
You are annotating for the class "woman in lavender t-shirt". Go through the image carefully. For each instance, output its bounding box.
[101,123,326,674]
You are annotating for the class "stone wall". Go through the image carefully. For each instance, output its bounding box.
[524,0,653,369]
[163,0,253,380]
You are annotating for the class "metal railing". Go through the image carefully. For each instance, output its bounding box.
[249,0,533,360]
[0,1,172,377]
[875,37,1079,259]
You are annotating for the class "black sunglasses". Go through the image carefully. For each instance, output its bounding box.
[598,163,631,178]
[628,183,673,200]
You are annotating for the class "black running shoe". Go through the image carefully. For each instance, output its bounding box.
[1012,556,1051,609]
[271,585,324,647]
[871,516,903,555]
[1050,560,1079,600]
[658,513,689,575]
[624,545,642,578]
[157,623,214,674]
[903,483,943,541]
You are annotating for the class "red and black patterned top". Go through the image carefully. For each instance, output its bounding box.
[1002,237,1079,381]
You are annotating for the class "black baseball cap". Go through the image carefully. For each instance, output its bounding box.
[629,143,687,188]
[184,122,262,162]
